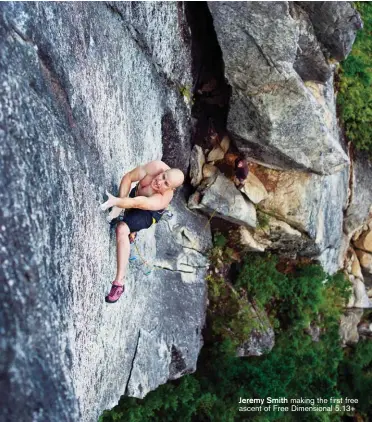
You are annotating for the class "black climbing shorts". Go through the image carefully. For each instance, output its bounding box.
[121,209,157,233]
[113,185,165,233]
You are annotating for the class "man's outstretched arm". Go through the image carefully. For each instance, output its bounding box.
[101,190,172,212]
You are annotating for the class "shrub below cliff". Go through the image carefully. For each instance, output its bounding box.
[100,239,361,422]
[337,2,372,155]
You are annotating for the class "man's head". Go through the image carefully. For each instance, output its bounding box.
[151,168,184,194]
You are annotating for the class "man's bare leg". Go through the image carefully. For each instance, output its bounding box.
[114,222,131,285]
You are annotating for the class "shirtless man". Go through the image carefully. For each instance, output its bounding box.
[100,160,184,303]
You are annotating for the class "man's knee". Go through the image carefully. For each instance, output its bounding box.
[116,222,130,241]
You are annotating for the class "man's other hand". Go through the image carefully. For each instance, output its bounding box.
[100,191,119,211]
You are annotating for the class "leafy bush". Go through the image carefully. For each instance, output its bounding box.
[236,255,351,331]
[337,2,372,154]
[99,250,357,422]
[338,339,372,418]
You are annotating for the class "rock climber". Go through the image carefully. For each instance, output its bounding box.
[100,160,184,303]
[234,156,249,189]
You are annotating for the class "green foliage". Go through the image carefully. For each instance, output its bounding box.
[213,231,227,248]
[337,2,372,154]
[236,255,351,330]
[206,240,260,346]
[179,85,194,105]
[257,211,270,230]
[338,339,372,418]
[99,251,359,422]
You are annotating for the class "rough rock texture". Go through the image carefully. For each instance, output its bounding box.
[347,277,371,309]
[358,322,372,339]
[207,145,225,163]
[356,250,372,275]
[340,309,364,346]
[189,145,205,187]
[237,226,271,253]
[235,215,307,256]
[0,3,210,422]
[354,229,372,253]
[256,166,349,273]
[236,305,275,357]
[297,2,362,61]
[350,249,364,280]
[208,1,349,174]
[240,172,268,204]
[344,151,372,234]
[188,172,257,229]
[289,3,331,83]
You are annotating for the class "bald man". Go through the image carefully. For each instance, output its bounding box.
[100,160,184,303]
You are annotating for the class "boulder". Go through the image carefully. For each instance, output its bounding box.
[189,145,205,187]
[344,151,372,234]
[355,250,372,275]
[208,1,349,174]
[235,214,310,256]
[220,135,230,154]
[240,172,268,204]
[188,173,257,229]
[351,249,364,280]
[237,226,271,252]
[347,277,371,309]
[358,322,372,339]
[354,229,372,253]
[290,3,331,83]
[339,309,363,346]
[297,2,363,61]
[257,166,349,272]
[207,146,225,163]
[236,305,275,357]
[202,163,218,180]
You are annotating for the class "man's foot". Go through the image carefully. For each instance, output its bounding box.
[105,281,125,303]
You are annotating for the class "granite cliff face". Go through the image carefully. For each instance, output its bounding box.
[0,2,370,422]
[1,3,209,422]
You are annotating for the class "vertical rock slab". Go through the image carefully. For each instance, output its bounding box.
[297,2,363,61]
[257,166,349,273]
[0,3,208,422]
[188,173,257,229]
[344,151,372,234]
[208,1,349,174]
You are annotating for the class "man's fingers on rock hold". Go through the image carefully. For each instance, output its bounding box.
[100,201,109,211]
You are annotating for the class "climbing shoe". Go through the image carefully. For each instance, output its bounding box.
[105,282,125,303]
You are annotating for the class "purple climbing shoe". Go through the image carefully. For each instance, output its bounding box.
[105,282,125,303]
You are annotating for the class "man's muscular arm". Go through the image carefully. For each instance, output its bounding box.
[118,161,168,198]
[101,190,172,212]
[118,165,147,198]
[115,190,173,211]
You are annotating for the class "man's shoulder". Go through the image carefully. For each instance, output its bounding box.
[144,160,170,175]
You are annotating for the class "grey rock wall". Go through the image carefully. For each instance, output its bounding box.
[0,1,368,421]
[0,3,209,422]
[208,1,350,174]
